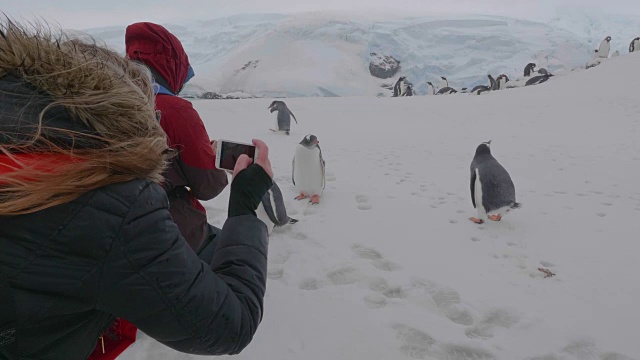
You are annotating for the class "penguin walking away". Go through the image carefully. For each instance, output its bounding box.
[469,141,520,224]
[268,101,298,135]
[293,134,325,205]
[630,37,640,53]
[525,74,553,86]
[256,181,299,234]
[524,63,536,77]
[597,36,611,58]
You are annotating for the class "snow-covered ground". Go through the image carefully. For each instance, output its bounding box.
[85,10,640,98]
[120,51,640,360]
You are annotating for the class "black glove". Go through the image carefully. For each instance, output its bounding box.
[228,164,273,218]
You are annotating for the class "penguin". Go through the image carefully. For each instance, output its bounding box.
[393,76,406,97]
[439,76,449,89]
[524,63,536,77]
[427,81,436,95]
[436,86,457,95]
[537,68,549,75]
[256,181,299,234]
[630,37,640,53]
[470,75,495,95]
[525,74,553,86]
[460,87,468,94]
[292,134,325,205]
[597,36,611,58]
[400,78,413,96]
[469,141,520,224]
[497,74,510,90]
[268,101,298,135]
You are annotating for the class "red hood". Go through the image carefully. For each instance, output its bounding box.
[125,22,190,94]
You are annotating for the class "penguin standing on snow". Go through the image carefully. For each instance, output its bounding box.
[293,134,325,205]
[469,141,520,224]
[524,63,536,77]
[268,101,298,135]
[393,76,406,97]
[630,37,640,53]
[256,181,299,234]
[497,74,510,90]
[400,77,414,96]
[427,81,436,95]
[597,36,612,58]
[436,77,457,95]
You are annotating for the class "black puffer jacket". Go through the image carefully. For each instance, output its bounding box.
[0,179,268,359]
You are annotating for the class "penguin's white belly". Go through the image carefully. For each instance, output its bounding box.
[474,168,487,219]
[634,40,640,52]
[294,147,324,196]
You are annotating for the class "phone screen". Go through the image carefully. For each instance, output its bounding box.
[218,141,256,171]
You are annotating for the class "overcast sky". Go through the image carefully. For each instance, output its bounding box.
[5,0,640,29]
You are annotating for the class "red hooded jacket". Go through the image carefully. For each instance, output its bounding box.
[125,22,228,251]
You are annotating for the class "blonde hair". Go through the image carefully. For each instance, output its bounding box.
[0,19,170,215]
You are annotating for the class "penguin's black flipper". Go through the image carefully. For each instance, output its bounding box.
[289,110,298,124]
[288,217,299,224]
[470,170,477,208]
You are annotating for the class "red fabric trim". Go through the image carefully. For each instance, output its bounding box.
[88,319,137,360]
[0,153,80,176]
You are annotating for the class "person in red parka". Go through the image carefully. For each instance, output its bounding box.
[125,22,228,253]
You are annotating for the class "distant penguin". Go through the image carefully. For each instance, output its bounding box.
[439,76,449,89]
[630,37,640,53]
[436,86,457,95]
[460,87,468,93]
[497,74,510,90]
[268,101,298,135]
[293,134,325,205]
[256,181,298,234]
[471,75,495,95]
[400,78,413,96]
[598,36,612,58]
[469,141,520,224]
[393,76,406,97]
[537,68,549,75]
[524,63,536,77]
[427,81,436,95]
[525,74,553,86]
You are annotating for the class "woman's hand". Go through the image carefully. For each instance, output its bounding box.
[233,139,273,179]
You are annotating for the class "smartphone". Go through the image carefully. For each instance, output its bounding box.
[215,140,258,172]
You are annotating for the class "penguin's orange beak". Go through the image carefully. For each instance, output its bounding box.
[315,140,319,144]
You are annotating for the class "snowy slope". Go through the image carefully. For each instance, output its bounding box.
[120,52,640,360]
[82,11,640,97]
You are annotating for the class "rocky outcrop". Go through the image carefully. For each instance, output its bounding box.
[369,53,400,79]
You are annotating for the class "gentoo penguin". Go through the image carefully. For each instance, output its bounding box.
[439,76,449,89]
[597,36,611,58]
[400,78,413,96]
[293,134,325,205]
[256,181,299,234]
[525,74,553,86]
[470,75,495,95]
[469,141,520,224]
[460,87,468,94]
[268,101,298,135]
[524,63,536,77]
[497,74,510,90]
[537,68,549,75]
[393,76,406,97]
[436,86,457,95]
[630,37,640,53]
[427,81,436,95]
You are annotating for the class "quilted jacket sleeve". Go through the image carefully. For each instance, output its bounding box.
[95,182,268,355]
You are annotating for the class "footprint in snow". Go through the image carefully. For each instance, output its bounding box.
[355,194,373,210]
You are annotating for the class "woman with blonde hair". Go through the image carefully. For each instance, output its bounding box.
[0,19,273,359]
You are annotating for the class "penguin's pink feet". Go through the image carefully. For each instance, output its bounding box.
[310,195,321,204]
[488,214,502,221]
[469,217,484,224]
[295,194,308,200]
